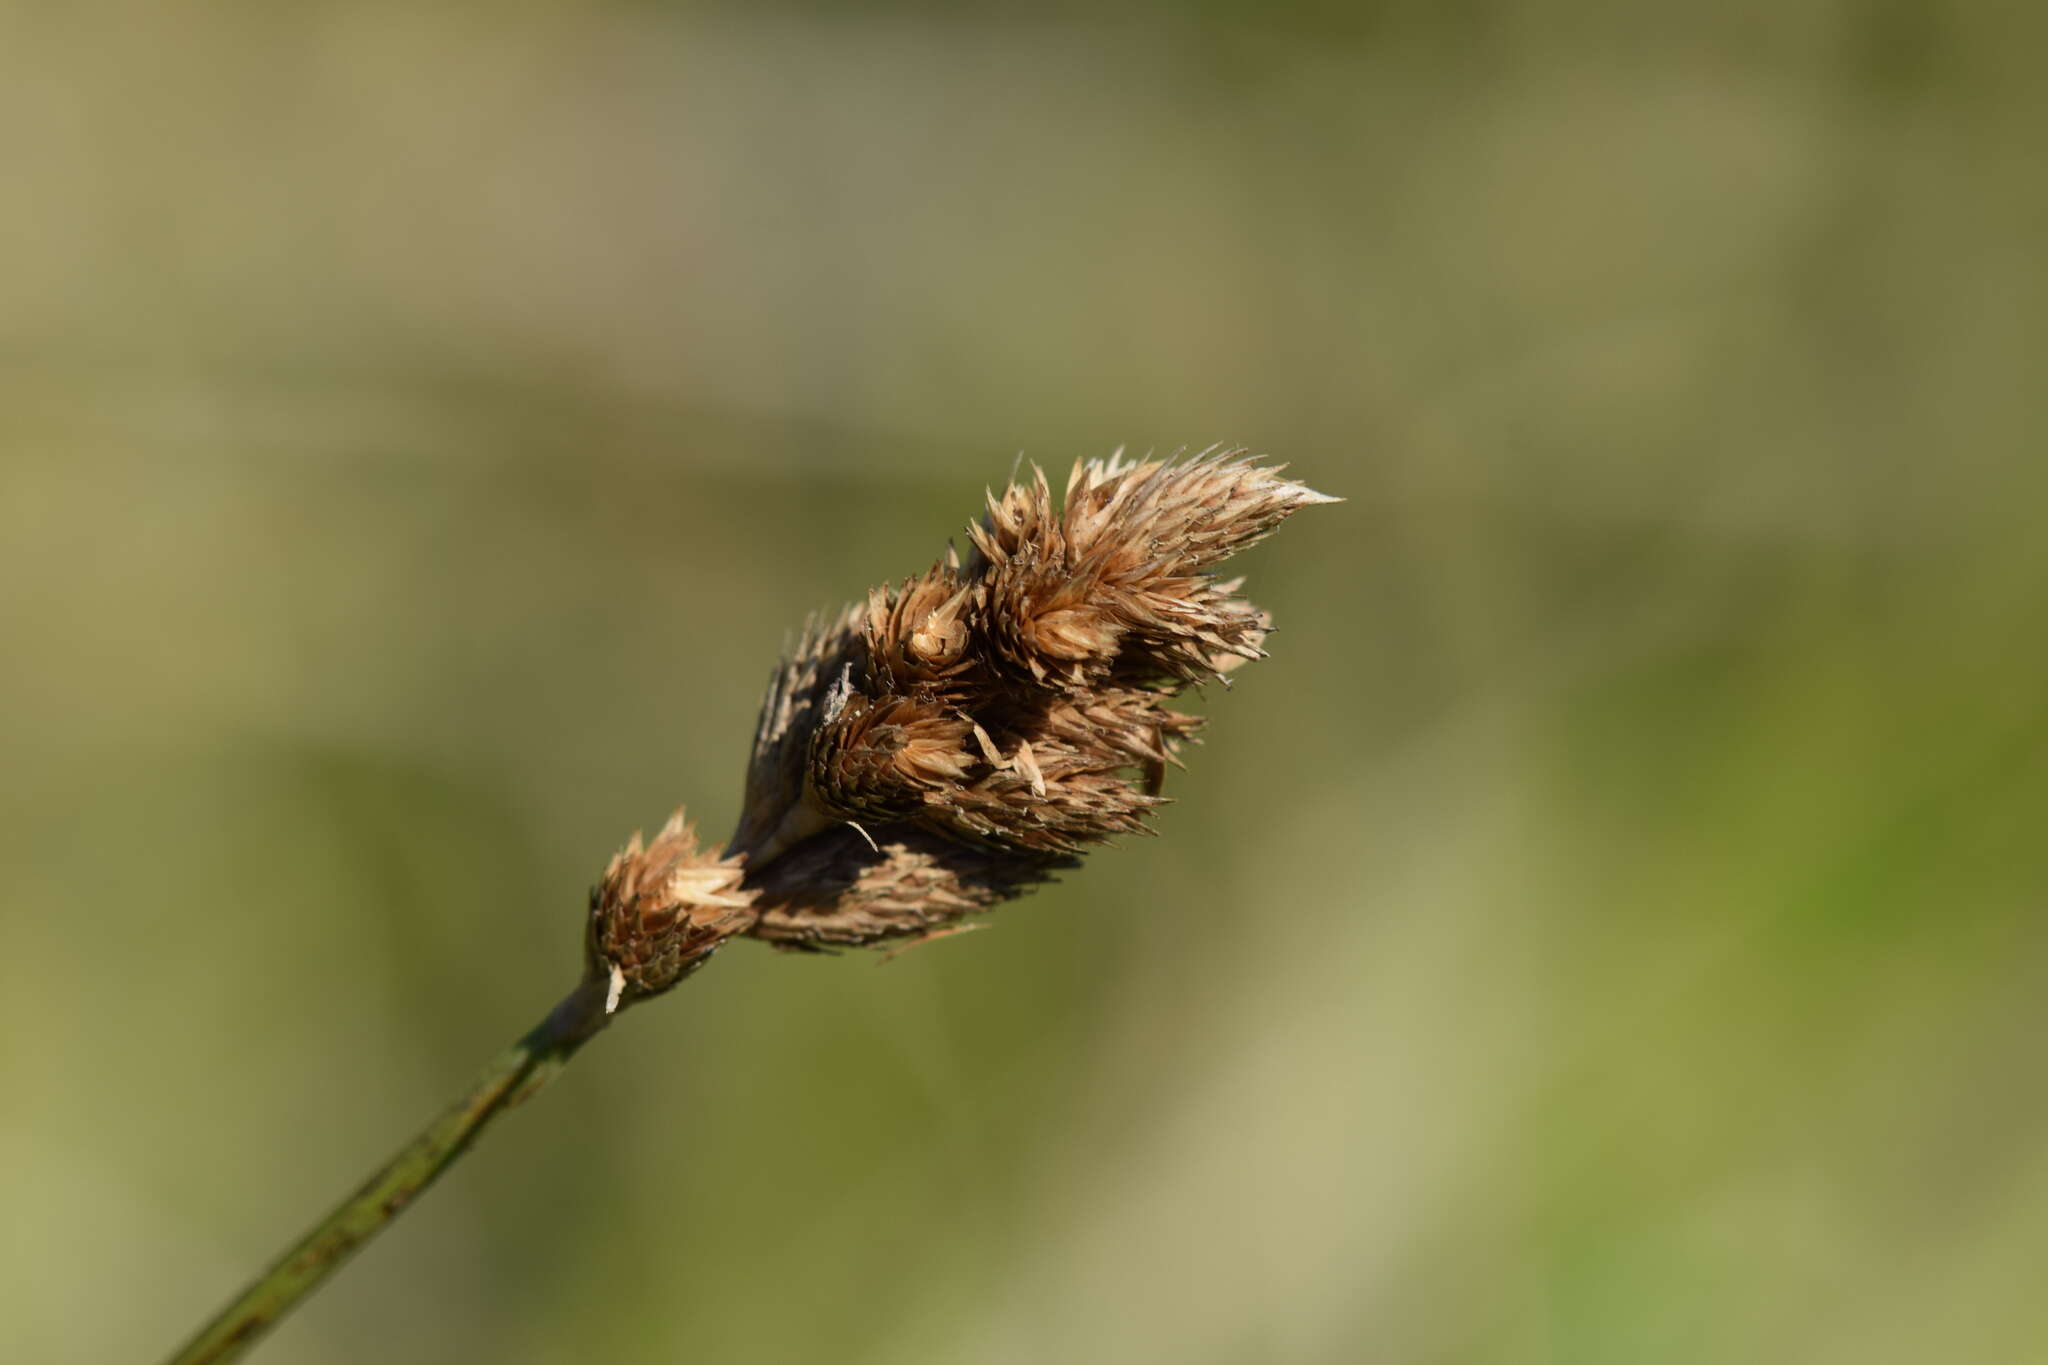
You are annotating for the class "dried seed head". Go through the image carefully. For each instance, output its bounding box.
[720,447,1332,947]
[587,810,754,1009]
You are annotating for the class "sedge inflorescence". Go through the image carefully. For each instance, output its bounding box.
[585,448,1332,1008]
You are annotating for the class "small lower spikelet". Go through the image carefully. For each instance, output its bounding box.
[725,447,1334,947]
[587,810,754,1009]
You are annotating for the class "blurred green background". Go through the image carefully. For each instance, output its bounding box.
[4,2,2046,1362]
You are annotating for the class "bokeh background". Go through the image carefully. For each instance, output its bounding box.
[5,3,2046,1362]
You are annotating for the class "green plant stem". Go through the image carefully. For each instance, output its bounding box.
[163,976,615,1365]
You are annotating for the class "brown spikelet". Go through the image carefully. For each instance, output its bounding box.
[975,558,1126,690]
[939,736,1166,851]
[745,825,1075,948]
[861,565,978,694]
[1037,688,1204,788]
[961,449,1332,691]
[966,462,1066,568]
[723,446,1334,947]
[730,607,866,866]
[587,810,755,1009]
[807,693,976,825]
[1061,448,1332,577]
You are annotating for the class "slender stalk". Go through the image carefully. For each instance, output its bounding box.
[163,977,615,1365]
